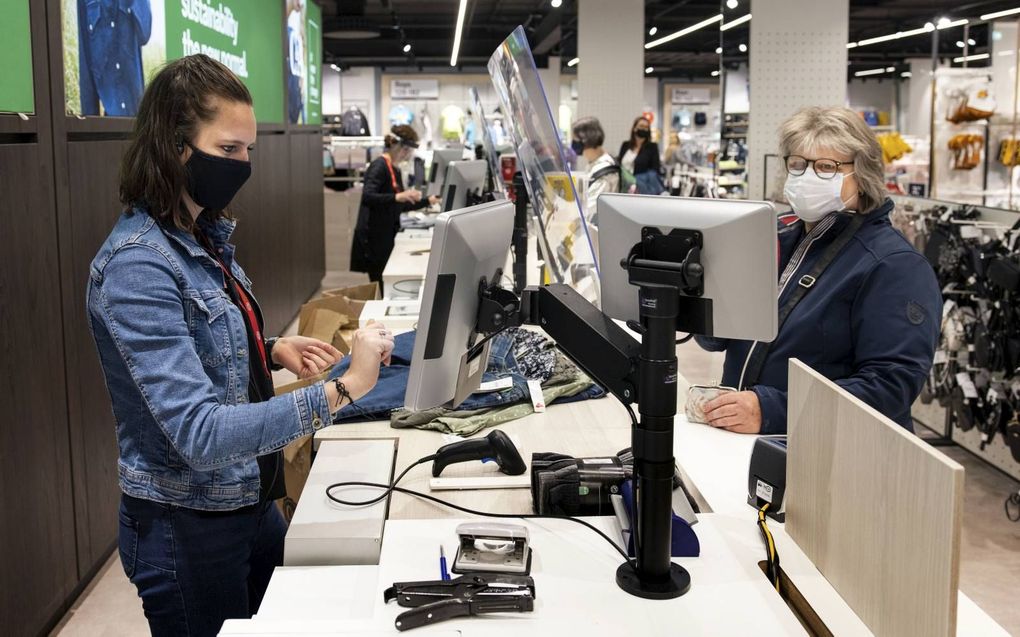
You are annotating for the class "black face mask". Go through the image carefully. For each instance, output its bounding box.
[185,142,252,211]
[571,140,584,155]
[635,129,650,140]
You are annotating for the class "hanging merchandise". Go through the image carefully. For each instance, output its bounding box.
[441,104,467,142]
[999,138,1020,168]
[946,84,997,123]
[877,132,913,164]
[420,109,435,150]
[340,106,371,136]
[389,104,414,126]
[947,134,984,170]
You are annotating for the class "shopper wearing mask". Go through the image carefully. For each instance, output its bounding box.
[618,116,664,194]
[696,106,941,435]
[571,116,620,225]
[351,125,440,283]
[87,55,395,636]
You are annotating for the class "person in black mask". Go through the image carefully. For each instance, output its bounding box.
[617,115,663,194]
[89,54,395,636]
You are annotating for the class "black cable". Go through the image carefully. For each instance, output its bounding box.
[328,454,436,507]
[326,479,634,565]
[1006,491,1020,522]
[675,333,694,345]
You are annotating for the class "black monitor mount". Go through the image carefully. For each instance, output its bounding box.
[475,227,709,599]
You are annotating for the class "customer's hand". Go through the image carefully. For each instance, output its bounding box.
[427,195,441,207]
[396,190,422,204]
[273,336,343,379]
[702,391,762,434]
[340,321,396,399]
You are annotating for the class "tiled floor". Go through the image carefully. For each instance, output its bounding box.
[50,278,1020,636]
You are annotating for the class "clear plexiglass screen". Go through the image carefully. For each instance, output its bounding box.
[468,86,507,199]
[488,26,600,303]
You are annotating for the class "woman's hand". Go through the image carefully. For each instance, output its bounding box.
[396,190,422,204]
[336,322,395,399]
[427,194,441,207]
[702,391,763,434]
[272,336,343,379]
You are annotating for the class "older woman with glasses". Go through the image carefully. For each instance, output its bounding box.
[696,106,942,435]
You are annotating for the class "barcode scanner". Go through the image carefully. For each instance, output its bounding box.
[432,430,527,477]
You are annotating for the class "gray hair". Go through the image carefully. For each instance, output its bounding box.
[571,116,605,149]
[779,106,886,214]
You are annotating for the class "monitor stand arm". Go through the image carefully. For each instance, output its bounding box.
[475,228,707,600]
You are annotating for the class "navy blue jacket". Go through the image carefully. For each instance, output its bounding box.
[696,199,942,434]
[77,0,151,117]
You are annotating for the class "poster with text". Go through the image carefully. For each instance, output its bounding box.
[285,0,322,124]
[1,0,35,114]
[62,0,284,122]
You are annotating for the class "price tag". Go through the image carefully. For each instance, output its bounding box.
[956,372,979,399]
[477,377,514,393]
[527,379,546,413]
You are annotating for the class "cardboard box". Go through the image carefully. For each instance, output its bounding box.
[274,369,331,521]
[297,283,380,354]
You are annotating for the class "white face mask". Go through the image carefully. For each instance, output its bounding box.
[783,170,854,222]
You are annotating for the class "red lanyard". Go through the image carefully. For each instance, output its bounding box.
[212,256,270,376]
[382,153,401,191]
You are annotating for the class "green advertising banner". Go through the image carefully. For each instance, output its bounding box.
[1,0,35,114]
[62,0,285,122]
[285,0,321,125]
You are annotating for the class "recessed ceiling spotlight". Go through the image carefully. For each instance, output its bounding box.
[551,0,562,7]
[739,43,747,52]
[649,26,658,36]
[716,46,722,54]
[645,66,654,73]
[403,44,412,53]
[727,0,738,8]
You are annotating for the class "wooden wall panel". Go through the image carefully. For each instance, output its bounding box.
[786,359,965,637]
[0,142,78,635]
[63,139,131,578]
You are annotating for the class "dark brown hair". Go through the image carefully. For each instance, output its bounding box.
[119,54,253,230]
[627,116,651,149]
[385,125,419,149]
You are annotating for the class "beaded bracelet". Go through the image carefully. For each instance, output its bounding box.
[333,377,353,410]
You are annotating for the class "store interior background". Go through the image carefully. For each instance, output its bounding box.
[4,0,1020,635]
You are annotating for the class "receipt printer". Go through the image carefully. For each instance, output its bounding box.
[747,436,787,522]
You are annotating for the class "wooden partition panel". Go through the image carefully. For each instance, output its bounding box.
[786,359,964,637]
[63,139,132,577]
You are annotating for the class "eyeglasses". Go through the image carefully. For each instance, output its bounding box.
[784,155,852,180]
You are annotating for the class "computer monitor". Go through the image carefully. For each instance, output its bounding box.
[404,200,515,411]
[441,160,488,213]
[597,194,779,342]
[427,149,464,198]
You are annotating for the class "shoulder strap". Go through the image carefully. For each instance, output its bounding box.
[590,164,620,184]
[740,213,867,389]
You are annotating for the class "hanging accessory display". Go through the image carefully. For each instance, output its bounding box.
[947,134,984,170]
[877,131,913,164]
[946,86,996,124]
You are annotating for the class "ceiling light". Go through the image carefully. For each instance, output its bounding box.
[645,66,654,73]
[937,18,968,30]
[721,13,751,31]
[954,53,990,63]
[645,14,723,49]
[403,43,412,53]
[567,57,579,67]
[649,26,657,36]
[886,66,895,71]
[738,43,747,52]
[901,71,912,77]
[957,41,965,47]
[329,63,340,72]
[846,42,858,49]
[711,70,720,76]
[715,46,722,54]
[981,7,1020,20]
[551,0,562,7]
[852,23,938,49]
[450,0,468,67]
[854,67,893,77]
[968,38,976,45]
[727,0,738,8]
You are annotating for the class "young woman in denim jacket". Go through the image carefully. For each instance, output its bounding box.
[87,55,395,636]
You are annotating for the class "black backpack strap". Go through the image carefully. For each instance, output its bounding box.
[590,164,620,184]
[740,213,867,389]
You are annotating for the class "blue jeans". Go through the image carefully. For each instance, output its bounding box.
[118,494,287,637]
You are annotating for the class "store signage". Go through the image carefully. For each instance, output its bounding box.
[671,87,711,105]
[392,79,439,100]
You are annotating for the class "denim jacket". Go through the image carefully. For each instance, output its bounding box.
[87,209,333,511]
[328,329,605,421]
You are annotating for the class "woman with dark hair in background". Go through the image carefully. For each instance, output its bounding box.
[617,116,664,194]
[351,125,440,284]
[87,54,394,636]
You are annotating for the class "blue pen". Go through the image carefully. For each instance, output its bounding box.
[440,545,450,580]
